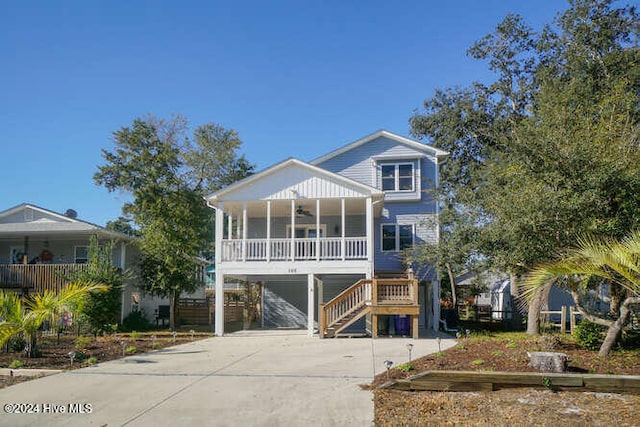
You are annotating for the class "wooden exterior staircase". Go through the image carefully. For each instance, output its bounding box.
[319,270,420,338]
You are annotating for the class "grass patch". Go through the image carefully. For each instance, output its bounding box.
[471,359,485,366]
[492,350,504,356]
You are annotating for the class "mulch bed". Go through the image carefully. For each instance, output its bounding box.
[0,330,212,381]
[372,333,640,426]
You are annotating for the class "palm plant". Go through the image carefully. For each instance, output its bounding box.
[0,282,107,358]
[523,232,640,356]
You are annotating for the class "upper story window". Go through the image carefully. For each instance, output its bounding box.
[381,163,414,192]
[381,224,414,252]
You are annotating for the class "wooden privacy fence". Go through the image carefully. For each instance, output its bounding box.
[0,264,90,294]
[176,296,245,326]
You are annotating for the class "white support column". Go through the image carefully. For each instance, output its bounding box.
[307,273,315,336]
[227,213,232,240]
[242,202,247,262]
[215,204,225,336]
[365,197,373,264]
[215,270,225,336]
[120,242,127,323]
[316,199,320,261]
[341,198,346,261]
[266,201,271,262]
[215,204,224,266]
[290,199,296,261]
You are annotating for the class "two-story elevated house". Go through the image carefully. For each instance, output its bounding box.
[207,130,448,338]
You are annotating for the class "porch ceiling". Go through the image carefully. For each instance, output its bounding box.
[222,199,382,218]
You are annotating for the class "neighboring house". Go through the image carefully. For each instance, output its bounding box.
[0,203,138,321]
[207,130,449,337]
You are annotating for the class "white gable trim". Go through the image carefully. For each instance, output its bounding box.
[310,129,449,165]
[0,203,77,223]
[206,158,383,203]
[0,203,132,240]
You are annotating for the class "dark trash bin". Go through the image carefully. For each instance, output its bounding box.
[394,315,410,336]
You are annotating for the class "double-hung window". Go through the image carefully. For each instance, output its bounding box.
[381,163,414,192]
[74,246,89,264]
[381,224,414,252]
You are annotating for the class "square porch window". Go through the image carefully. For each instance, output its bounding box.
[75,246,89,264]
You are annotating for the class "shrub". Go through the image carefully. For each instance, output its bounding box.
[471,359,485,365]
[74,336,93,350]
[505,342,518,349]
[130,331,140,340]
[73,351,88,362]
[9,360,24,369]
[121,310,153,332]
[86,356,98,365]
[125,346,137,354]
[397,363,415,373]
[70,236,127,336]
[574,321,607,351]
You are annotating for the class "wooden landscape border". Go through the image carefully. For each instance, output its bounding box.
[380,370,640,394]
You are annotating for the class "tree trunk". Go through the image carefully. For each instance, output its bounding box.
[169,291,180,331]
[445,262,457,307]
[509,273,522,330]
[598,296,640,356]
[26,334,38,358]
[526,287,544,335]
[609,283,624,317]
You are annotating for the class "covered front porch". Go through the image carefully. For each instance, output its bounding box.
[217,197,376,263]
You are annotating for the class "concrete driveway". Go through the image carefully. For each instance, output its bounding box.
[0,330,455,426]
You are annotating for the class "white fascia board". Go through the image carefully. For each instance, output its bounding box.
[206,158,383,205]
[310,129,449,165]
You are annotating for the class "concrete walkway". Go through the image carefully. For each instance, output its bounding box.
[0,330,455,426]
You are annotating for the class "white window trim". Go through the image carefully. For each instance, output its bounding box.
[286,224,327,238]
[380,162,415,192]
[381,223,415,252]
[74,245,89,264]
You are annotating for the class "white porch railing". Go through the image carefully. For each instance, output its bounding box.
[221,237,367,262]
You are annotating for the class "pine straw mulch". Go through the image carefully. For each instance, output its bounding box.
[371,332,640,426]
[0,330,212,389]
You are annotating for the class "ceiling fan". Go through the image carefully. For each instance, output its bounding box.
[296,205,313,217]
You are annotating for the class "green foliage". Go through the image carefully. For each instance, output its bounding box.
[70,236,126,336]
[9,359,24,369]
[542,377,553,390]
[409,0,640,333]
[73,351,88,362]
[121,310,153,332]
[505,342,518,349]
[455,344,466,350]
[94,115,254,329]
[471,359,485,365]
[74,336,93,350]
[125,346,137,354]
[129,331,140,340]
[574,321,607,351]
[397,363,415,373]
[86,356,98,365]
[0,282,107,358]
[492,350,504,356]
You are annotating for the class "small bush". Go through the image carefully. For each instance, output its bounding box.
[86,356,98,365]
[73,351,88,362]
[125,346,137,354]
[455,344,467,350]
[574,321,607,351]
[130,331,140,340]
[471,359,485,366]
[74,336,93,350]
[492,350,504,356]
[121,310,153,332]
[9,360,24,369]
[505,342,518,349]
[397,363,415,373]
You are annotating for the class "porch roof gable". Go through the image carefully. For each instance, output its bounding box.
[0,203,132,239]
[310,129,449,165]
[207,158,383,204]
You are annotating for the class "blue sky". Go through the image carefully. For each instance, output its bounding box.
[1,1,567,226]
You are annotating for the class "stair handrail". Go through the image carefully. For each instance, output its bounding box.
[320,278,372,336]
